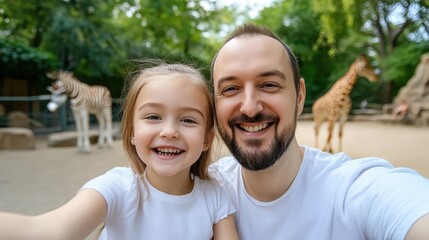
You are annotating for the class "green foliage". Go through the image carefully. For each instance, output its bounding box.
[255,0,335,106]
[0,39,60,94]
[118,0,229,61]
[43,2,125,74]
[262,0,428,105]
[0,39,59,78]
[385,42,429,97]
[0,0,55,47]
[1,0,427,106]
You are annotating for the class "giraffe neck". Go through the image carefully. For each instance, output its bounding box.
[331,64,360,96]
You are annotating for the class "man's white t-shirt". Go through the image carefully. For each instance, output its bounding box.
[81,167,235,240]
[210,146,429,240]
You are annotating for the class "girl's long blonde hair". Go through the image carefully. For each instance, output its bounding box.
[121,61,215,179]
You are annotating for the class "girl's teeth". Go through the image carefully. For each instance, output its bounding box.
[156,148,183,155]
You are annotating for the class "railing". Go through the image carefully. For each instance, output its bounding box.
[0,96,122,134]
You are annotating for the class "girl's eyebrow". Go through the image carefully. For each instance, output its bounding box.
[180,107,205,119]
[138,102,205,119]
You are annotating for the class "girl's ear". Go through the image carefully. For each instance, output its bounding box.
[203,129,215,151]
[130,130,136,145]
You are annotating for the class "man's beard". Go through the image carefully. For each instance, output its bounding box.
[218,110,297,171]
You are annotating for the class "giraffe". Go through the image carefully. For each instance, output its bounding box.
[46,71,113,153]
[312,55,378,153]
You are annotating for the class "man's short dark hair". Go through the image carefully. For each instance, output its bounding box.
[210,23,301,94]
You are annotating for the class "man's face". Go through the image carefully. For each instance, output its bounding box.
[212,35,305,171]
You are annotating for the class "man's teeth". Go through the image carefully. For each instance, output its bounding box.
[156,148,183,155]
[240,123,268,132]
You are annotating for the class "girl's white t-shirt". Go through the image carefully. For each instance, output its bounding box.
[81,167,235,240]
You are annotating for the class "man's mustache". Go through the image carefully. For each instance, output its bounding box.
[228,113,279,127]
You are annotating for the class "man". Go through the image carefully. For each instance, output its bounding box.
[210,23,429,239]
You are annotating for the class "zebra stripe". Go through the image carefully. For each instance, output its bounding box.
[47,71,114,153]
[52,71,112,114]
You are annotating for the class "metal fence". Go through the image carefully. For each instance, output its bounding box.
[0,96,122,134]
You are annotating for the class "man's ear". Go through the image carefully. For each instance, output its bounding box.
[297,78,306,116]
[203,129,215,151]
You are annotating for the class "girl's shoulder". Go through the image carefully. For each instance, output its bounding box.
[195,177,229,198]
[82,167,141,217]
[104,167,135,179]
[82,167,140,200]
[195,177,237,221]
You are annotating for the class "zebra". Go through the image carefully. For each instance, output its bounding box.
[46,71,113,153]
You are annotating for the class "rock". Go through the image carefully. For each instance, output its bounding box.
[0,127,36,150]
[47,130,99,147]
[7,111,30,128]
[386,53,429,126]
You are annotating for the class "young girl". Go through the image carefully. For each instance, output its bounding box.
[0,63,238,240]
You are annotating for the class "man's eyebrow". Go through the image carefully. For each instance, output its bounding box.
[216,70,286,86]
[259,70,286,80]
[216,76,237,87]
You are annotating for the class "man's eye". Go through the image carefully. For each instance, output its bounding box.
[261,82,281,91]
[261,82,278,88]
[221,86,239,94]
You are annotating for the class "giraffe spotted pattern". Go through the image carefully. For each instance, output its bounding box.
[312,55,378,153]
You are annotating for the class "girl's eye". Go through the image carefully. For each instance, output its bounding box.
[182,118,197,124]
[145,115,161,120]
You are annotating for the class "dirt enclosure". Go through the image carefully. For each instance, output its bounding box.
[0,120,428,239]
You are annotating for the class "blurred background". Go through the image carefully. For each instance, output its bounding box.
[0,0,428,131]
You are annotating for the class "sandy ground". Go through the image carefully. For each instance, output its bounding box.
[0,120,428,239]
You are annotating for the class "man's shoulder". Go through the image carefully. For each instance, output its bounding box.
[302,146,398,179]
[211,156,239,171]
[209,156,240,182]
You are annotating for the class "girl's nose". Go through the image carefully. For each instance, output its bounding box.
[159,121,179,139]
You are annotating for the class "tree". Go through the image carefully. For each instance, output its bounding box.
[384,41,429,97]
[255,0,337,108]
[117,0,233,61]
[311,0,428,58]
[0,0,239,97]
[306,0,428,102]
[0,0,58,48]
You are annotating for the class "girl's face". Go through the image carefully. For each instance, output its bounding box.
[131,74,212,182]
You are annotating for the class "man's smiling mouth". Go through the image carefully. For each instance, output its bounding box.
[238,123,270,132]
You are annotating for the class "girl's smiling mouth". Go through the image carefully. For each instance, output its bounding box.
[153,147,185,156]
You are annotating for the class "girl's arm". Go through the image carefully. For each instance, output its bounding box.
[406,213,429,240]
[0,189,107,240]
[213,214,239,240]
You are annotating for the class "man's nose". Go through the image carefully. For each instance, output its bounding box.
[240,87,263,118]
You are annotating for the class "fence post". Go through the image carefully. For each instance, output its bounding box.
[60,104,67,131]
